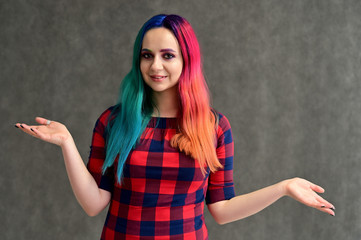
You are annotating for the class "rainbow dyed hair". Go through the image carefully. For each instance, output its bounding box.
[103,14,222,182]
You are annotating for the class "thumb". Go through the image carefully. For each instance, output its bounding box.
[35,117,51,125]
[311,184,325,193]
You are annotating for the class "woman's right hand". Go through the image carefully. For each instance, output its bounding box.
[15,117,72,147]
[16,117,111,216]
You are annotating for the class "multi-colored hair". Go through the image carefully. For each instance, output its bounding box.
[103,14,222,182]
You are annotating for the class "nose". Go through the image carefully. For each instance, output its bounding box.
[150,56,163,71]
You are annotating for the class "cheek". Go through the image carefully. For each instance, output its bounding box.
[170,61,183,77]
[140,61,147,76]
[178,63,183,74]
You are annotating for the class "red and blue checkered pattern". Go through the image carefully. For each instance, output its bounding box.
[87,107,235,240]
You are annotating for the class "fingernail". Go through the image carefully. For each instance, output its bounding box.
[20,125,24,128]
[15,125,19,128]
[330,207,335,211]
[30,128,35,132]
[330,213,335,217]
[321,206,326,208]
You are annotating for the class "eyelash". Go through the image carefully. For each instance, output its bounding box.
[141,53,175,60]
[163,53,175,59]
[141,53,152,59]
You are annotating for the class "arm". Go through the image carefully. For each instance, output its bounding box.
[15,117,111,216]
[60,136,111,216]
[207,177,335,225]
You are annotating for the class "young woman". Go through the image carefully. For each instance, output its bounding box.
[15,14,335,240]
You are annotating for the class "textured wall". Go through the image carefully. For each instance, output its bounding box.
[1,0,360,239]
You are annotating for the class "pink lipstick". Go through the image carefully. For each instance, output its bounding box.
[150,75,167,82]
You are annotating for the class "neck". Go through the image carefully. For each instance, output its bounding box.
[152,86,179,117]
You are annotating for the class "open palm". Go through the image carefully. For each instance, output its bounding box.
[15,117,71,147]
[285,177,335,216]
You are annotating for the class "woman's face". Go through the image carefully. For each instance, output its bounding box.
[140,27,183,95]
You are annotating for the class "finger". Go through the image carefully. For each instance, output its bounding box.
[310,183,325,194]
[30,127,48,140]
[14,123,26,130]
[315,195,335,209]
[17,123,38,138]
[319,206,335,216]
[21,124,55,144]
[35,117,52,125]
[313,195,336,216]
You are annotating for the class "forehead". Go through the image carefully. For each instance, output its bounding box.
[142,27,180,51]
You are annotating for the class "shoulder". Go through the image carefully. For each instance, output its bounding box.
[96,105,121,124]
[97,105,116,121]
[212,109,232,133]
[93,105,119,133]
[212,109,233,144]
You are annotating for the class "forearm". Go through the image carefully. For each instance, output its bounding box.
[61,137,110,216]
[208,180,288,225]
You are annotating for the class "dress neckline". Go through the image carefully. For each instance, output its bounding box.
[151,116,177,119]
[148,116,178,129]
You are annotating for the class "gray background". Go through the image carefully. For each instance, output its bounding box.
[1,0,360,239]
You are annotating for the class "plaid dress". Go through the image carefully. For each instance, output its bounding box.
[87,107,235,240]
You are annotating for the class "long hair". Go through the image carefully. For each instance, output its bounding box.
[103,14,222,182]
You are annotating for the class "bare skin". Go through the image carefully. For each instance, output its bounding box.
[207,177,335,225]
[14,26,335,223]
[15,118,111,216]
[15,117,335,222]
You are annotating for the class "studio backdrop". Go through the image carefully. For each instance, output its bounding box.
[1,0,360,239]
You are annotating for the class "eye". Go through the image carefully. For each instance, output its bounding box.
[141,53,153,59]
[163,53,175,59]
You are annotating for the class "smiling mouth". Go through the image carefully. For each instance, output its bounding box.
[150,75,167,82]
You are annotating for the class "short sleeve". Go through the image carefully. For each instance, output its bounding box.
[87,107,115,193]
[206,113,235,204]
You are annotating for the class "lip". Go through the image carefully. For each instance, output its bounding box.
[150,75,167,82]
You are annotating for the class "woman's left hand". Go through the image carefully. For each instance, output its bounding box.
[283,177,335,216]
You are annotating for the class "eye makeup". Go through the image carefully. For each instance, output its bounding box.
[163,53,175,59]
[141,48,177,60]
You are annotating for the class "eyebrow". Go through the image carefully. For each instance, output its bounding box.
[160,48,176,53]
[141,48,152,52]
[141,48,176,53]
